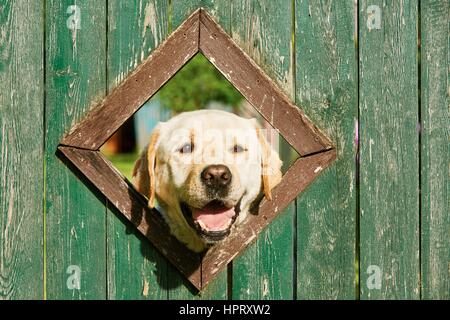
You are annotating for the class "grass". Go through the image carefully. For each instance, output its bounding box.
[103,151,138,181]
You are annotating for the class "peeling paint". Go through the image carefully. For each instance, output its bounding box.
[369,138,374,163]
[71,29,77,59]
[6,185,13,226]
[142,279,149,297]
[262,278,269,297]
[142,2,161,46]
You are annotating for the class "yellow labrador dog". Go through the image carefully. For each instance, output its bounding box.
[132,110,282,252]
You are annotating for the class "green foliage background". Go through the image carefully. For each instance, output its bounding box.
[158,53,243,113]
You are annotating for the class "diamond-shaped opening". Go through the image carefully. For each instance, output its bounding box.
[99,53,300,259]
[59,8,334,291]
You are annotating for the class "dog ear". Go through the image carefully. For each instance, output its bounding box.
[254,122,283,200]
[132,127,160,208]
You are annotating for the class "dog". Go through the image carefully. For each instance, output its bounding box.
[132,109,282,252]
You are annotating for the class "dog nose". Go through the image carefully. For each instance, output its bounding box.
[201,165,232,188]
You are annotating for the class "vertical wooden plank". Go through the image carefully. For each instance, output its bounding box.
[231,0,294,300]
[168,0,229,300]
[106,0,169,300]
[45,0,107,299]
[172,0,230,30]
[420,0,449,300]
[0,0,44,299]
[359,0,420,299]
[295,0,357,299]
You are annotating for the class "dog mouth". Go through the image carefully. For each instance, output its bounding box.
[181,199,241,243]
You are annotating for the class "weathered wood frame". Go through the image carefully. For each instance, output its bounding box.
[58,8,336,290]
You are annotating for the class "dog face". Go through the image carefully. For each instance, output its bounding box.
[133,110,282,252]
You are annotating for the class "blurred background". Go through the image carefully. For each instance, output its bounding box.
[100,53,296,180]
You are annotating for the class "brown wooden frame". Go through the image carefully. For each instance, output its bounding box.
[58,8,336,290]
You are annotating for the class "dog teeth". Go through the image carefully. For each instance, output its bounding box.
[197,220,208,230]
[196,219,232,232]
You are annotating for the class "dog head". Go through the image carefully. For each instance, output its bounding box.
[133,110,282,252]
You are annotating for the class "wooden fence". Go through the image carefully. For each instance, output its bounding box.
[0,0,448,299]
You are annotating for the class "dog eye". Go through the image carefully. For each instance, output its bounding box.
[179,143,193,154]
[231,145,246,153]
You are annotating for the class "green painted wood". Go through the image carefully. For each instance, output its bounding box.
[231,0,294,300]
[359,0,420,299]
[106,0,170,300]
[45,0,107,299]
[171,0,230,31]
[166,274,228,300]
[0,0,437,301]
[295,0,357,299]
[231,204,295,300]
[167,0,230,300]
[420,0,449,300]
[0,0,44,299]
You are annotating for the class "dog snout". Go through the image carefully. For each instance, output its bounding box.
[201,164,232,189]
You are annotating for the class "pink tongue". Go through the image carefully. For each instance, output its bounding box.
[192,205,235,231]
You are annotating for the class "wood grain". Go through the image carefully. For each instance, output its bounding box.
[1,0,446,300]
[172,0,230,31]
[168,2,230,299]
[202,150,337,288]
[58,144,335,292]
[359,0,420,299]
[57,6,336,293]
[106,0,170,300]
[61,9,200,150]
[420,0,449,300]
[295,0,358,299]
[0,0,44,300]
[58,147,202,290]
[230,0,295,300]
[45,0,108,299]
[199,10,333,157]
